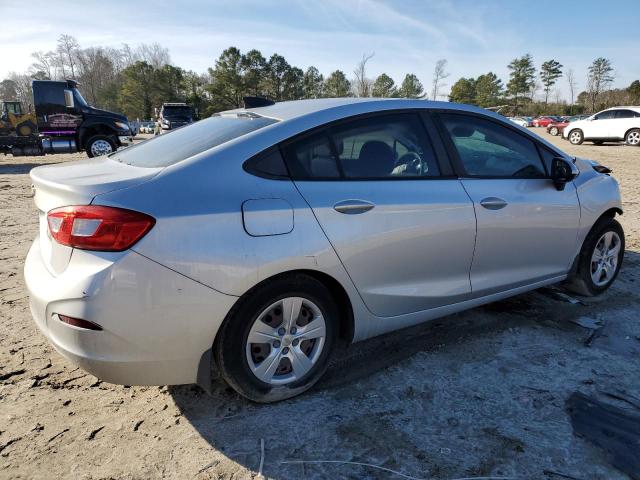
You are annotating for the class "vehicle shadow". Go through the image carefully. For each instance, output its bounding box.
[170,250,640,479]
[0,162,58,175]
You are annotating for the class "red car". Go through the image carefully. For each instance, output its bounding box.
[532,116,563,128]
[546,115,591,136]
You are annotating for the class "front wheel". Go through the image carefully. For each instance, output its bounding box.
[549,126,559,136]
[85,135,116,158]
[214,274,338,402]
[625,129,640,146]
[568,129,584,145]
[566,217,624,296]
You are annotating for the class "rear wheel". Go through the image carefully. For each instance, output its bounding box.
[566,217,624,296]
[86,135,116,158]
[214,274,338,402]
[16,120,36,136]
[549,126,559,136]
[568,129,584,145]
[625,129,640,146]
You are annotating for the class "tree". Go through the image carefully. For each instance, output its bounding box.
[156,64,185,103]
[323,70,351,97]
[397,74,424,98]
[431,59,449,100]
[0,79,18,100]
[587,57,614,112]
[507,54,536,113]
[136,43,171,69]
[119,61,156,119]
[241,49,266,96]
[629,80,640,104]
[207,47,245,110]
[263,54,291,101]
[30,51,55,80]
[56,34,80,78]
[282,66,304,100]
[353,52,374,97]
[565,68,577,114]
[371,73,397,97]
[540,59,563,106]
[474,72,503,107]
[303,66,323,99]
[448,77,476,104]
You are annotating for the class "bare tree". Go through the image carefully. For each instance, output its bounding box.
[431,59,449,100]
[565,68,577,114]
[57,34,80,78]
[353,52,374,97]
[587,57,614,112]
[30,51,56,79]
[137,43,171,69]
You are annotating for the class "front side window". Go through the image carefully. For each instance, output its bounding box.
[282,113,440,179]
[594,111,616,120]
[440,113,546,178]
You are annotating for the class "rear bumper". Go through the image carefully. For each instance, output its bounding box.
[24,238,238,386]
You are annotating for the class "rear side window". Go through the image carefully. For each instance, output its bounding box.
[110,114,278,168]
[440,113,546,178]
[282,113,440,179]
[614,109,640,119]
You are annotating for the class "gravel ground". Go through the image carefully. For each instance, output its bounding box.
[1,132,639,480]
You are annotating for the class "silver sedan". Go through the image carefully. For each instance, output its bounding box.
[25,98,624,402]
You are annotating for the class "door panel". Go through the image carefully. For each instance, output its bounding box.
[462,179,579,296]
[294,180,477,316]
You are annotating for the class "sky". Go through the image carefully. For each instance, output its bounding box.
[1,0,638,100]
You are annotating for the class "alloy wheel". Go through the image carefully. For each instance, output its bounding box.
[627,131,640,145]
[569,131,582,144]
[590,231,621,287]
[550,127,558,136]
[246,297,326,385]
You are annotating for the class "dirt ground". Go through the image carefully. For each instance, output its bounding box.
[1,132,639,480]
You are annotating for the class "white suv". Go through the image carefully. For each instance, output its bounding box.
[563,106,640,146]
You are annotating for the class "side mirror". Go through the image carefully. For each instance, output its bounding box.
[63,89,75,109]
[551,157,578,191]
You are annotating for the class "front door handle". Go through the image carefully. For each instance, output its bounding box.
[480,197,508,210]
[333,199,375,214]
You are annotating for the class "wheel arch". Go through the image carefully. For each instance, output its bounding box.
[568,207,623,276]
[624,127,640,142]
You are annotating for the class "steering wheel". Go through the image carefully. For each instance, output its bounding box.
[396,152,423,175]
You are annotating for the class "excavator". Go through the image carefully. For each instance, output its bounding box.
[0,100,37,137]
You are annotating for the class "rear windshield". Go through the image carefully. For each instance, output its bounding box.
[110,114,278,168]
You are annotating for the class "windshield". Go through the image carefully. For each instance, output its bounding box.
[74,88,89,107]
[163,106,192,118]
[110,113,278,168]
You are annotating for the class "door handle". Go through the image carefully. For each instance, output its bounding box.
[333,199,375,214]
[480,197,508,210]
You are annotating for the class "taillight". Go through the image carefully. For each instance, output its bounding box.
[47,205,155,251]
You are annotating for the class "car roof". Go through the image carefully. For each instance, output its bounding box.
[602,106,640,112]
[224,97,489,122]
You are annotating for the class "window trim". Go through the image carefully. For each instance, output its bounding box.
[430,110,554,180]
[278,109,456,182]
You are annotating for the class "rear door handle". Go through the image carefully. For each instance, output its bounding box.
[480,197,508,210]
[333,200,375,214]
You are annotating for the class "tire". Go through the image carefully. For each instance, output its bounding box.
[549,126,559,136]
[85,135,116,158]
[16,120,36,137]
[214,274,339,402]
[565,217,624,297]
[568,129,584,145]
[625,128,640,146]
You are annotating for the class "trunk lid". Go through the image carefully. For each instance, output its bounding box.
[30,157,162,275]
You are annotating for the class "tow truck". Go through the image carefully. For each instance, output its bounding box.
[0,79,133,157]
